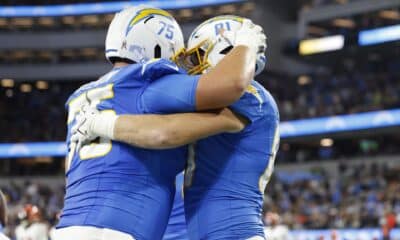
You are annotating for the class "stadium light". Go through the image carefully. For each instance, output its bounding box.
[331,18,356,29]
[11,17,33,28]
[306,25,328,36]
[359,24,400,46]
[20,83,32,93]
[320,138,334,147]
[178,9,193,19]
[299,35,345,55]
[1,78,14,88]
[61,16,75,25]
[379,10,400,20]
[36,81,48,90]
[0,18,7,27]
[297,75,311,85]
[37,17,55,27]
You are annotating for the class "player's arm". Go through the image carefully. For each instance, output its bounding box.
[141,21,266,114]
[114,109,245,149]
[72,108,246,150]
[195,20,265,110]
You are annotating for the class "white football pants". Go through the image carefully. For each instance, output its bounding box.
[53,226,135,240]
[247,236,265,240]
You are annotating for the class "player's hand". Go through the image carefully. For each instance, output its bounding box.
[70,105,99,152]
[234,19,267,54]
[71,105,118,152]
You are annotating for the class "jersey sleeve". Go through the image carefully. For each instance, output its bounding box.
[229,84,267,123]
[140,73,200,114]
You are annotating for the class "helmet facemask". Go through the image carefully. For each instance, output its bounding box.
[178,30,235,75]
[176,39,213,75]
[181,15,267,76]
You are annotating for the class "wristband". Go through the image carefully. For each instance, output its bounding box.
[90,113,118,139]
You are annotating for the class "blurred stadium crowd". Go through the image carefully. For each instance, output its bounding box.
[265,67,400,121]
[1,64,400,142]
[304,0,361,8]
[0,180,63,238]
[2,161,400,238]
[0,81,75,142]
[0,0,348,6]
[0,0,400,239]
[265,162,400,230]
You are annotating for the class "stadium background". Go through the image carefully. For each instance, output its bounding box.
[0,0,400,239]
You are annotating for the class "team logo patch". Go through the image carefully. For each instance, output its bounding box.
[125,8,173,36]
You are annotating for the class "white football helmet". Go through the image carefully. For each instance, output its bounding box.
[105,5,185,64]
[185,15,267,75]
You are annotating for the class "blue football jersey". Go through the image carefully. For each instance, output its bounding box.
[58,59,200,240]
[184,80,280,240]
[162,172,188,240]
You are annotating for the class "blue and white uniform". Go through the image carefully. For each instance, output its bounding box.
[163,172,188,240]
[184,81,280,240]
[57,59,200,240]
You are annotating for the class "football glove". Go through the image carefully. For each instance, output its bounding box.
[234,19,267,55]
[71,105,117,152]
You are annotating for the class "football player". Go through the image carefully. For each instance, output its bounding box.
[0,190,10,240]
[263,212,290,240]
[183,16,279,240]
[56,6,265,240]
[72,15,279,240]
[15,204,49,240]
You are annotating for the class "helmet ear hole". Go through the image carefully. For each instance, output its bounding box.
[219,46,233,55]
[154,44,161,58]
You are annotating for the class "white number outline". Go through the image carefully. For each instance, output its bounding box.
[258,125,280,193]
[65,84,115,171]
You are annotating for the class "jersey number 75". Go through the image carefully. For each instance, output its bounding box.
[65,84,115,172]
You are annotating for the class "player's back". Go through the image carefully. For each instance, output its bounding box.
[58,60,188,240]
[184,80,280,240]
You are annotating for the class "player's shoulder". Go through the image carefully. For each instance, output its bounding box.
[255,81,279,117]
[243,81,266,104]
[114,58,186,85]
[245,81,273,103]
[113,59,189,87]
[241,80,279,119]
[66,68,119,105]
[138,58,185,82]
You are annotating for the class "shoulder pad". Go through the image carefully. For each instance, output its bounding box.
[140,59,185,82]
